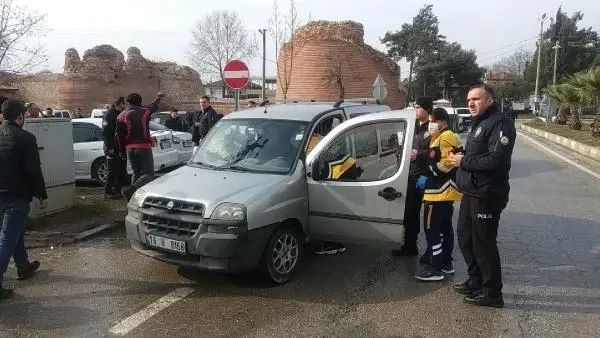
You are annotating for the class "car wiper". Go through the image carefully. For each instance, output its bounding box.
[191,161,221,169]
[217,164,257,173]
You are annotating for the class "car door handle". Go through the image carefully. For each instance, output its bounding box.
[378,187,402,201]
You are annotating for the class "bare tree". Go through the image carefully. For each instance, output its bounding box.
[277,0,302,99]
[0,0,48,78]
[188,10,254,96]
[490,48,533,78]
[321,52,361,100]
[268,0,286,63]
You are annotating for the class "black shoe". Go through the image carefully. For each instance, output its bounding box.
[17,260,40,280]
[313,242,346,255]
[391,247,418,257]
[104,193,122,200]
[464,293,504,308]
[440,262,455,274]
[453,280,479,295]
[414,266,444,282]
[0,287,13,300]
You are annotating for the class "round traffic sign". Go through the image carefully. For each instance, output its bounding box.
[223,59,250,90]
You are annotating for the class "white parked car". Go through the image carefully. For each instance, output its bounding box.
[72,118,180,185]
[149,122,195,164]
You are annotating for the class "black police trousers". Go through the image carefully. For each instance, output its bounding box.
[457,194,508,297]
[105,153,127,195]
[402,176,424,250]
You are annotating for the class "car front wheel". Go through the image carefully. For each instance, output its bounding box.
[257,226,304,284]
[92,158,108,186]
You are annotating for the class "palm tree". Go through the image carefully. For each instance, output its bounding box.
[569,67,600,137]
[543,85,570,125]
[554,83,583,130]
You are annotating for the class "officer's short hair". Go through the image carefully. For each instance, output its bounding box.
[126,93,142,106]
[2,100,26,121]
[468,84,495,99]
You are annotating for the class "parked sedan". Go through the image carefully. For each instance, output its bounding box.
[72,118,180,185]
[149,122,195,164]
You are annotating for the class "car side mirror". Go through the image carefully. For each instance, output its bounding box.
[310,158,321,181]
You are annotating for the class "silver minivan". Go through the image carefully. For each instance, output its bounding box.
[125,101,416,284]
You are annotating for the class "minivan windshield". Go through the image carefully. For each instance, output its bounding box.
[191,118,309,174]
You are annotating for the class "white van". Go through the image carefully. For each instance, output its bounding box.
[91,109,108,118]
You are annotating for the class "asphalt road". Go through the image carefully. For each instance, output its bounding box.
[2,134,600,337]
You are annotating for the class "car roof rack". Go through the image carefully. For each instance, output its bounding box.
[333,98,382,108]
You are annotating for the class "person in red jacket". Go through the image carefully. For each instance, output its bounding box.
[116,92,164,200]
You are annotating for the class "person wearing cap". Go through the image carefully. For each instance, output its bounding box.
[392,96,433,257]
[102,96,128,199]
[414,107,464,282]
[0,100,47,300]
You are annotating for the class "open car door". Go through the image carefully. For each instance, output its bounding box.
[305,110,416,248]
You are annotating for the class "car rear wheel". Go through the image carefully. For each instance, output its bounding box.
[92,157,108,186]
[257,226,304,284]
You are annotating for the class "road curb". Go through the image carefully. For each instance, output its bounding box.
[63,221,124,244]
[25,221,124,249]
[520,124,600,161]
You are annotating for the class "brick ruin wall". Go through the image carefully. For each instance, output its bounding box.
[276,20,405,109]
[11,45,203,114]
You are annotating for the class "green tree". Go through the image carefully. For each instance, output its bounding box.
[381,4,445,103]
[412,42,485,106]
[524,7,600,90]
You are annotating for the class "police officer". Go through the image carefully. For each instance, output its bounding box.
[449,84,516,308]
[392,97,432,257]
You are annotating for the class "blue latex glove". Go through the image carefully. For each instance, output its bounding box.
[416,175,428,189]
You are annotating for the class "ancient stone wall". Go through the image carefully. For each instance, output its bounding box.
[276,20,405,109]
[13,45,203,114]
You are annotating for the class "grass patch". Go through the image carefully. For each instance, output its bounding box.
[523,121,600,148]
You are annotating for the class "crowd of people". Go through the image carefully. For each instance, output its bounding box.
[0,85,515,308]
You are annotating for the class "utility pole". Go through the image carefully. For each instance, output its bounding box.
[552,41,561,85]
[534,13,548,110]
[258,29,267,100]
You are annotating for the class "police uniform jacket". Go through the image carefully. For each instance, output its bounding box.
[456,104,516,200]
[409,120,431,179]
[422,128,463,202]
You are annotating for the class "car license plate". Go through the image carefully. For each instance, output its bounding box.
[160,139,171,149]
[146,234,186,254]
[183,140,193,148]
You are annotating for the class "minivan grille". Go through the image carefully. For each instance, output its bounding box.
[143,196,204,216]
[141,197,205,237]
[142,214,200,237]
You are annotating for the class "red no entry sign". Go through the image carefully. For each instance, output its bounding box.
[223,60,250,90]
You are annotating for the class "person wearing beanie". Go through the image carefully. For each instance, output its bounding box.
[392,96,433,257]
[414,107,464,282]
[0,99,47,300]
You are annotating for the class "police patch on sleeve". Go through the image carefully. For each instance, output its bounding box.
[102,120,108,127]
[500,135,509,145]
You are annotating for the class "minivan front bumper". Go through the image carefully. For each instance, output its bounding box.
[125,206,274,273]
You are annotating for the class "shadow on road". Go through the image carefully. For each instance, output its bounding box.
[499,210,600,315]
[509,158,562,179]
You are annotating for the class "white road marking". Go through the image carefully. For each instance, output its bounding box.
[109,287,195,336]
[517,131,600,180]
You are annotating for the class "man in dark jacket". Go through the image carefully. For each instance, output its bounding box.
[116,92,163,200]
[392,96,433,257]
[102,97,127,198]
[188,95,219,145]
[164,109,184,131]
[0,100,47,300]
[449,84,516,308]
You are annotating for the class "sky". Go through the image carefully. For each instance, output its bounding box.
[15,0,600,83]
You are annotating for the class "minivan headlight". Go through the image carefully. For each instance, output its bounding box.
[130,189,147,207]
[211,203,246,221]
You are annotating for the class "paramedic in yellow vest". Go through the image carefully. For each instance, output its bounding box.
[414,108,464,282]
[306,131,360,180]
